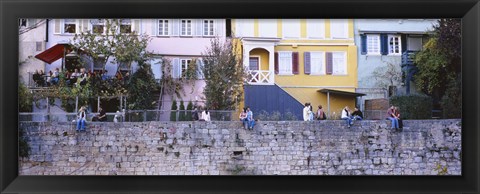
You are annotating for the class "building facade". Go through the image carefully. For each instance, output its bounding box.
[233,19,359,119]
[354,19,437,114]
[19,19,47,86]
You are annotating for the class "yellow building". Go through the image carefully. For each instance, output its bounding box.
[233,19,363,119]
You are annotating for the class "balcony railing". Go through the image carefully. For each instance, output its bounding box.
[246,70,273,85]
[401,50,419,66]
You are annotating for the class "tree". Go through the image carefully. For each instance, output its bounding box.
[18,82,33,112]
[170,99,178,121]
[202,37,245,110]
[178,100,186,121]
[186,101,194,121]
[371,60,402,96]
[414,19,461,118]
[127,62,159,110]
[72,19,151,71]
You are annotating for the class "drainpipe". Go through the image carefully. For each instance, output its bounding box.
[45,19,49,42]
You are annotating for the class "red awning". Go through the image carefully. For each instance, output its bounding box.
[34,43,73,64]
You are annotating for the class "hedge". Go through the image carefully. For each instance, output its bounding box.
[389,95,433,119]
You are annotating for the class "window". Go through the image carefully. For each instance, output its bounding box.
[282,19,300,38]
[332,52,347,75]
[19,19,27,28]
[63,19,76,34]
[388,35,401,55]
[310,52,325,75]
[407,36,423,51]
[181,19,192,36]
[249,57,259,70]
[258,19,277,37]
[278,51,292,74]
[307,19,325,39]
[330,19,348,39]
[235,19,254,37]
[36,42,43,52]
[203,20,214,36]
[180,59,192,77]
[119,19,132,33]
[158,19,169,36]
[90,19,105,34]
[367,34,380,54]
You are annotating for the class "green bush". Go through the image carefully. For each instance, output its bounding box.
[186,101,193,121]
[18,83,33,112]
[390,95,433,119]
[170,99,177,121]
[179,100,186,121]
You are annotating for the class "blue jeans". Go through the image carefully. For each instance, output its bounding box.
[353,116,363,120]
[77,119,85,130]
[248,119,255,129]
[387,117,399,129]
[342,117,353,126]
[240,118,248,128]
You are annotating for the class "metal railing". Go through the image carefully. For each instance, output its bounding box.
[19,110,236,122]
[401,50,418,66]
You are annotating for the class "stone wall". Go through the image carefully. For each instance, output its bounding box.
[19,119,461,175]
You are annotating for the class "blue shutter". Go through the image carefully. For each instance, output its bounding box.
[304,52,311,75]
[380,34,388,55]
[360,34,367,55]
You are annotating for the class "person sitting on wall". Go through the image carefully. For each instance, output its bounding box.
[316,105,327,120]
[201,108,211,122]
[352,107,363,120]
[386,106,400,130]
[394,106,403,130]
[246,107,255,130]
[341,106,354,128]
[76,106,87,131]
[239,107,248,129]
[92,106,107,122]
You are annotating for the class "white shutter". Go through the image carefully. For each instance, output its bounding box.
[132,19,141,34]
[195,19,203,36]
[307,19,325,39]
[215,19,223,36]
[330,19,348,39]
[152,19,157,36]
[172,58,180,78]
[196,58,204,79]
[76,19,81,34]
[172,19,179,36]
[54,19,62,34]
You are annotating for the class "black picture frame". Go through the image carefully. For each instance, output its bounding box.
[1,0,479,193]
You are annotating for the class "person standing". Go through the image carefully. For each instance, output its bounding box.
[308,105,314,121]
[239,108,248,129]
[386,106,399,130]
[316,105,326,120]
[76,106,87,131]
[192,106,199,121]
[246,107,255,130]
[341,106,353,128]
[352,107,363,120]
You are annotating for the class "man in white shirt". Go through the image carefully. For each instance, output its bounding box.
[303,103,310,121]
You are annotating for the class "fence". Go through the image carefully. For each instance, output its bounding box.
[19,110,235,122]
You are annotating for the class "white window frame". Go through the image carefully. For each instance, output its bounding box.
[180,19,193,36]
[332,51,347,75]
[203,19,215,36]
[119,19,132,34]
[90,19,106,34]
[158,19,169,36]
[310,51,325,75]
[388,35,402,55]
[282,19,300,39]
[63,19,77,34]
[330,19,348,39]
[306,19,325,39]
[366,34,381,55]
[180,59,192,77]
[278,51,293,75]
